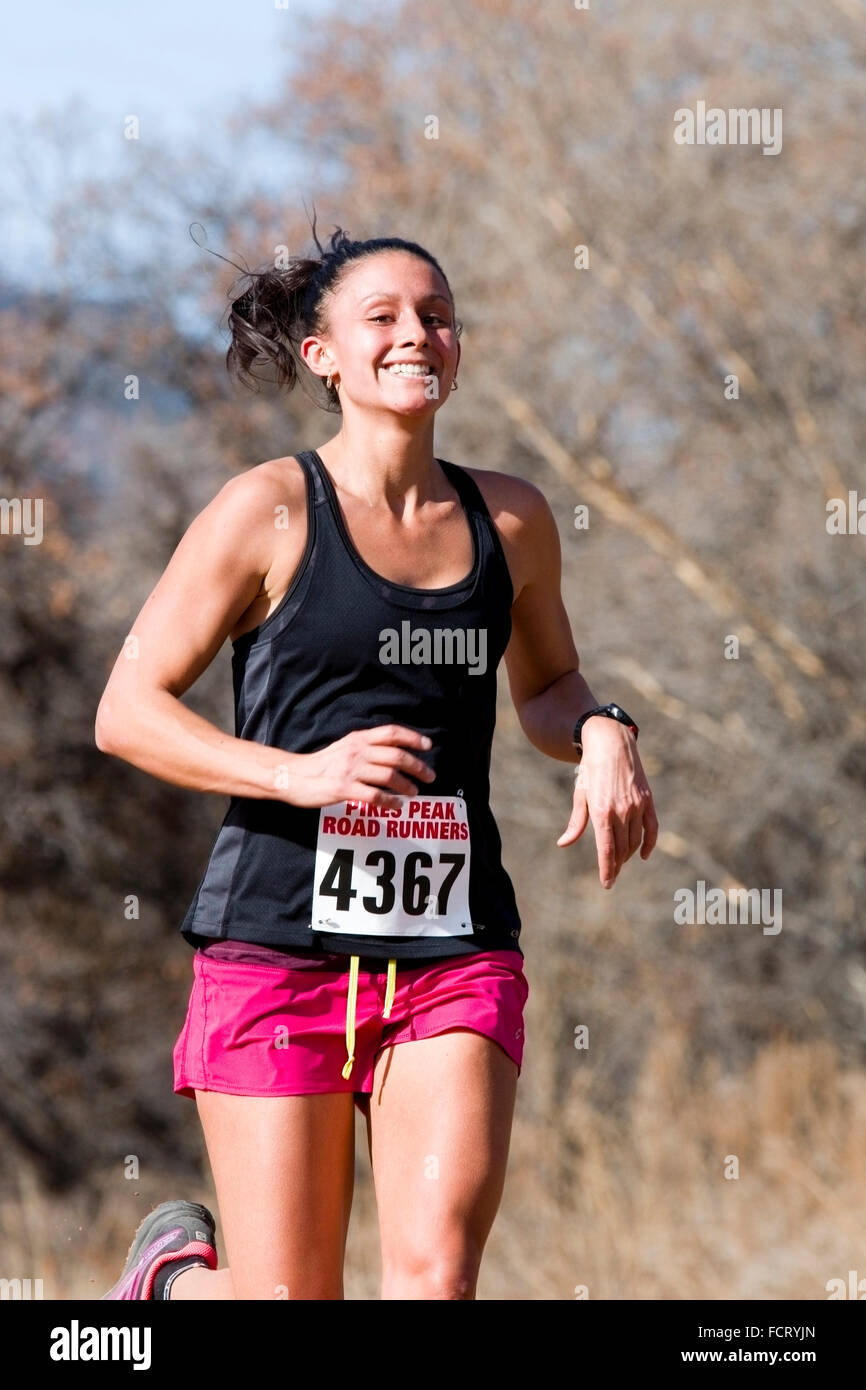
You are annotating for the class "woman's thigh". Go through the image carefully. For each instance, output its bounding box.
[365,1029,519,1299]
[195,1089,356,1299]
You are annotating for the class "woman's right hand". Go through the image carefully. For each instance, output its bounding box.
[278,724,437,810]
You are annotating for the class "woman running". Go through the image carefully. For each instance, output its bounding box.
[96,224,658,1300]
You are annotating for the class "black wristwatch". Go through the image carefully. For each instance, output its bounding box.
[572,704,639,760]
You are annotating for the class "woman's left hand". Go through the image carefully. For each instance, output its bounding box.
[555,720,658,888]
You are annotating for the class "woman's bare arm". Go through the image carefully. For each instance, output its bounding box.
[489,473,658,887]
[94,463,310,800]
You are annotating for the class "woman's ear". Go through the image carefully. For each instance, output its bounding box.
[299,334,331,380]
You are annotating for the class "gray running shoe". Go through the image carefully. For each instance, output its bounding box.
[102,1200,217,1300]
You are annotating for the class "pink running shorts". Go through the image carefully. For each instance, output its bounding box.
[172,947,529,1111]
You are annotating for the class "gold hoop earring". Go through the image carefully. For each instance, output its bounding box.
[450,377,459,392]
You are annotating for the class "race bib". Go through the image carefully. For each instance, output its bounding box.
[312,796,472,937]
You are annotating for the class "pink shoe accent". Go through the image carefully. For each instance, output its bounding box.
[141,1240,217,1300]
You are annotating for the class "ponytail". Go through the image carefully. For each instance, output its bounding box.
[225,257,322,396]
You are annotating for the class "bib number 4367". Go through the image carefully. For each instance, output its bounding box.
[312,795,472,938]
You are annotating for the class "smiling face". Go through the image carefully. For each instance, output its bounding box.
[301,250,461,416]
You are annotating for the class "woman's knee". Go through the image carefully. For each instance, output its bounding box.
[381,1238,483,1300]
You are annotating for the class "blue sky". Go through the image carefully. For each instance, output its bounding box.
[4,0,314,134]
[2,0,336,291]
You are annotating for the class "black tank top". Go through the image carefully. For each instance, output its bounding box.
[180,448,523,962]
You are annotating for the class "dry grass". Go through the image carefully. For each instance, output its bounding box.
[478,1030,866,1301]
[2,1028,863,1301]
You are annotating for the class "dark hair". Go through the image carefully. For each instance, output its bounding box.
[211,213,461,409]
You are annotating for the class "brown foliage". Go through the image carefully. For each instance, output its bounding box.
[1,0,864,1295]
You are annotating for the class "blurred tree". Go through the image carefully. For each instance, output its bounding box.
[0,2,863,1296]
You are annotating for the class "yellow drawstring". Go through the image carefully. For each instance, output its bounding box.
[341,955,360,1079]
[383,958,397,1018]
[341,956,399,1078]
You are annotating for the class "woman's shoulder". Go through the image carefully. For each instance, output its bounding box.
[451,464,555,599]
[453,463,554,547]
[454,463,550,522]
[191,455,311,580]
[212,453,309,512]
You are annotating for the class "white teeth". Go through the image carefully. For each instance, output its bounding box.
[383,364,435,377]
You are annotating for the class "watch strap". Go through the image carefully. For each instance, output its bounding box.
[572,704,639,756]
